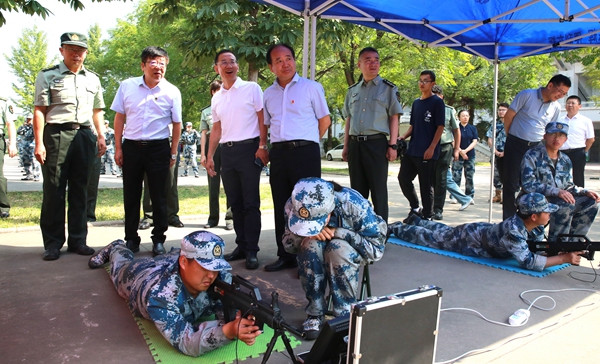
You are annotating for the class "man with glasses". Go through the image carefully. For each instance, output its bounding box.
[205,50,267,270]
[398,70,445,221]
[486,103,509,203]
[342,47,402,223]
[502,74,571,219]
[520,122,599,242]
[111,46,182,257]
[560,95,595,187]
[33,32,106,261]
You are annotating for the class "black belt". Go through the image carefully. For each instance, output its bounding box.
[507,134,540,147]
[562,147,585,153]
[350,134,387,141]
[271,140,315,149]
[220,137,258,147]
[127,138,168,146]
[47,123,92,130]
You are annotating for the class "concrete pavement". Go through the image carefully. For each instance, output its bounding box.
[1,155,600,363]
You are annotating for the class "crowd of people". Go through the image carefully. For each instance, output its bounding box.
[1,31,598,357]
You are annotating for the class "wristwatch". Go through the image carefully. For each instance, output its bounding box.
[171,154,177,160]
[259,145,268,150]
[388,144,398,150]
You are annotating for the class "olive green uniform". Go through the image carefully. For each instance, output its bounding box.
[0,96,15,215]
[34,62,105,250]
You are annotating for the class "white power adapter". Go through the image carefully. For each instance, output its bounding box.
[508,308,530,326]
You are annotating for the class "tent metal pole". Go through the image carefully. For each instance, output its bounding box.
[311,15,317,80]
[302,1,309,78]
[488,46,499,223]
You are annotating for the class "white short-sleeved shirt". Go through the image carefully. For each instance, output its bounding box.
[508,88,561,142]
[560,113,595,150]
[263,73,330,143]
[211,77,263,143]
[110,76,182,141]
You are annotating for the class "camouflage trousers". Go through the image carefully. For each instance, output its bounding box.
[492,162,502,190]
[547,195,599,242]
[101,147,119,174]
[108,244,156,307]
[182,146,199,176]
[297,238,363,317]
[452,159,475,198]
[390,218,494,258]
[21,142,40,179]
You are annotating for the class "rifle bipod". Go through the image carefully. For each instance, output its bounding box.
[261,291,302,364]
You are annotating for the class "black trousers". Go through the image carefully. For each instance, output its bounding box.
[347,137,389,221]
[221,139,262,253]
[142,149,180,222]
[86,154,101,221]
[205,136,231,225]
[122,139,170,245]
[398,154,437,218]
[270,142,321,259]
[433,143,453,214]
[563,148,586,187]
[40,125,96,250]
[502,134,539,220]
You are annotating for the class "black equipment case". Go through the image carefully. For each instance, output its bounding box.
[346,285,442,364]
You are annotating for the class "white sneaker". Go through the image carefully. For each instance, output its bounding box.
[449,197,457,204]
[460,198,473,211]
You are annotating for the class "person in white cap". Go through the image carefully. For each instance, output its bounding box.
[88,230,261,356]
[282,177,387,339]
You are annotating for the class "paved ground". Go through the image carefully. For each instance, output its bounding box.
[2,155,600,363]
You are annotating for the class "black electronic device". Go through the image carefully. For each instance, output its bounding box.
[297,315,350,364]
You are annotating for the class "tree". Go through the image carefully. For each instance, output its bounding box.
[4,25,55,113]
[0,0,127,27]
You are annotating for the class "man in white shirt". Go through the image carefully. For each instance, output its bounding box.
[560,95,595,187]
[206,49,268,270]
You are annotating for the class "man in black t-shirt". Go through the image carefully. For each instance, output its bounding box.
[398,70,445,220]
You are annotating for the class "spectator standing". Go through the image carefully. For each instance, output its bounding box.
[0,96,17,218]
[101,119,119,175]
[559,95,595,187]
[181,122,201,177]
[452,110,478,199]
[486,103,508,203]
[262,43,331,272]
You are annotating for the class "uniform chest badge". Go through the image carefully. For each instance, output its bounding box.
[298,207,310,219]
[213,245,222,257]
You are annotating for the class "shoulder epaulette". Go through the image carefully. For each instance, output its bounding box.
[348,81,359,89]
[382,78,397,88]
[41,65,59,72]
[86,68,100,77]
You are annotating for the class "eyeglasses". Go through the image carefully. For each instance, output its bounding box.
[565,102,579,106]
[418,80,432,84]
[217,61,237,67]
[146,60,167,68]
[63,47,87,54]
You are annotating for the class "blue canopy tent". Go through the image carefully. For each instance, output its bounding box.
[254,0,600,220]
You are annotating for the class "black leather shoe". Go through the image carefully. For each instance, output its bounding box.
[203,222,217,228]
[169,218,184,228]
[245,253,259,270]
[0,211,9,219]
[152,243,166,256]
[264,258,298,272]
[66,245,95,255]
[224,247,246,261]
[139,218,152,230]
[43,248,60,261]
[126,240,140,253]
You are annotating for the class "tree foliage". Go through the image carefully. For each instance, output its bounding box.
[4,25,55,113]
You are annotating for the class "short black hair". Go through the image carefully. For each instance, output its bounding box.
[266,43,296,65]
[358,47,379,57]
[458,109,469,118]
[420,70,436,82]
[498,102,509,109]
[548,74,571,88]
[209,80,222,94]
[566,95,581,104]
[432,85,443,95]
[214,49,237,65]
[141,46,169,63]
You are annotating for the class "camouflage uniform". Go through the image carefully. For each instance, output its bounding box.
[17,123,35,178]
[390,212,547,271]
[521,143,599,241]
[486,120,506,189]
[101,126,119,175]
[16,123,29,170]
[282,180,386,317]
[180,128,200,177]
[105,231,233,357]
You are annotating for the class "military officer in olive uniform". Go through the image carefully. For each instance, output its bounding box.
[33,32,106,261]
[342,47,402,222]
[0,96,17,218]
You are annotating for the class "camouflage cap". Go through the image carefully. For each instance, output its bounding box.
[25,113,33,119]
[185,122,192,127]
[104,120,110,125]
[545,121,569,135]
[288,177,335,237]
[517,192,559,215]
[60,32,88,49]
[180,231,231,271]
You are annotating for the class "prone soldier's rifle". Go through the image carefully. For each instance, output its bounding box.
[209,275,304,364]
[527,234,598,261]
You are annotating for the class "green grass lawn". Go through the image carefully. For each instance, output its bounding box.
[1,185,274,229]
